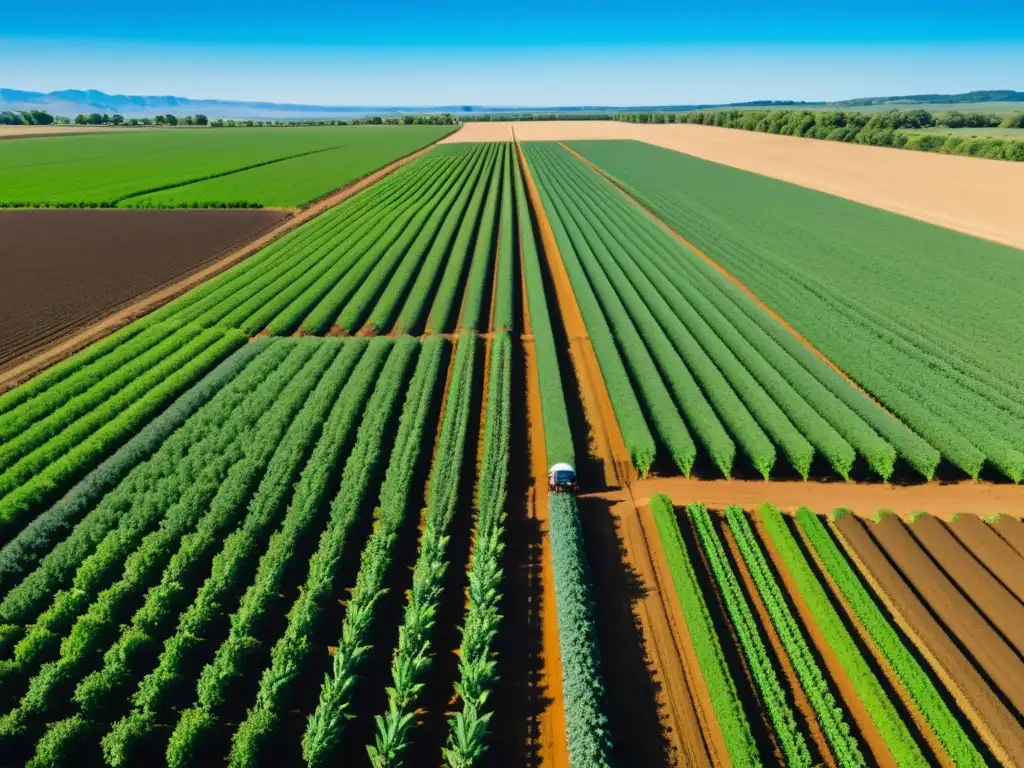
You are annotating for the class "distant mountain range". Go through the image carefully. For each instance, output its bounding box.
[2,88,1022,120]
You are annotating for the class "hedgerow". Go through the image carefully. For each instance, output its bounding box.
[649,497,759,766]
[548,492,614,768]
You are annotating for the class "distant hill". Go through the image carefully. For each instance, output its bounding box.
[2,87,1022,120]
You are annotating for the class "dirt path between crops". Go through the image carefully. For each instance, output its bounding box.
[451,121,1024,251]
[0,143,437,393]
[947,515,1024,603]
[518,134,726,767]
[630,475,1024,518]
[834,515,1024,767]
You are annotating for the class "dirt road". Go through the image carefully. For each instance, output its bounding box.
[449,120,1024,250]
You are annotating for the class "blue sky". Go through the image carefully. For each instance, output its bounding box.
[2,0,1022,105]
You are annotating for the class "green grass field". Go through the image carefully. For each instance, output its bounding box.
[0,125,454,208]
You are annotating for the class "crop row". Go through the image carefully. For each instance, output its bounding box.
[522,141,926,480]
[569,140,1024,481]
[548,492,614,767]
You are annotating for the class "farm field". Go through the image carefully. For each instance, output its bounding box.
[0,126,150,140]
[449,120,1024,249]
[561,139,1024,483]
[3,131,1024,768]
[0,125,453,208]
[0,209,288,370]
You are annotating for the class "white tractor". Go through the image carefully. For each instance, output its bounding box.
[547,462,577,494]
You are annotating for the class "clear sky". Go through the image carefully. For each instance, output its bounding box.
[3,0,1022,106]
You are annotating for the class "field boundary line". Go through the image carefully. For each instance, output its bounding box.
[518,131,728,767]
[0,143,436,393]
[554,141,895,414]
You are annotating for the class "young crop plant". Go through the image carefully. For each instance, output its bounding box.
[491,144,516,331]
[548,492,614,768]
[758,504,928,767]
[512,145,574,467]
[298,336,447,766]
[104,342,385,767]
[796,509,984,767]
[689,504,812,766]
[457,146,503,332]
[522,144,656,474]
[649,497,760,767]
[444,331,511,767]
[225,340,415,767]
[726,506,866,768]
[362,333,477,767]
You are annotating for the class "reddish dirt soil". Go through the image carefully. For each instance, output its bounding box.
[868,515,1024,716]
[992,516,1024,558]
[631,476,1024,519]
[948,515,1024,604]
[721,522,836,767]
[0,143,434,392]
[519,138,725,766]
[452,121,1024,251]
[909,515,1024,658]
[0,208,287,369]
[794,519,950,766]
[754,516,896,766]
[834,515,1024,766]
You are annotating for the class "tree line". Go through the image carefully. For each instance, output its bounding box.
[1,110,458,128]
[615,108,1024,161]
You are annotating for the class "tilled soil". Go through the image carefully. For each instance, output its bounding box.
[0,208,288,370]
[909,514,1024,658]
[947,515,1024,604]
[993,516,1024,558]
[869,515,1024,715]
[834,515,1024,766]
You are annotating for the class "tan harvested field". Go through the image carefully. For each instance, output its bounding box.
[0,125,150,139]
[447,120,1024,249]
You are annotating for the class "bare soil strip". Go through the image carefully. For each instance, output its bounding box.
[450,121,1024,251]
[518,135,725,766]
[947,515,1024,604]
[754,517,897,767]
[630,476,1024,519]
[0,125,150,140]
[0,143,436,393]
[869,515,1024,715]
[834,515,1024,766]
[721,522,836,767]
[992,516,1024,558]
[558,141,886,409]
[910,515,1024,658]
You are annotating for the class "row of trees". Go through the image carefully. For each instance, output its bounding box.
[0,110,58,125]
[2,109,458,128]
[615,108,1024,161]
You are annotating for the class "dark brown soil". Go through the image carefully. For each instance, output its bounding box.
[948,515,1024,604]
[834,515,1024,766]
[0,208,288,368]
[992,516,1024,559]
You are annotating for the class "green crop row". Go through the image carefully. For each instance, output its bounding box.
[758,504,928,766]
[548,492,614,768]
[492,144,516,331]
[649,497,759,766]
[689,503,812,766]
[444,332,511,767]
[513,145,574,467]
[796,509,984,766]
[300,336,447,766]
[726,506,866,767]
[570,140,1024,481]
[12,342,339,765]
[523,144,656,474]
[225,340,414,767]
[104,341,385,767]
[457,145,504,332]
[361,333,477,767]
